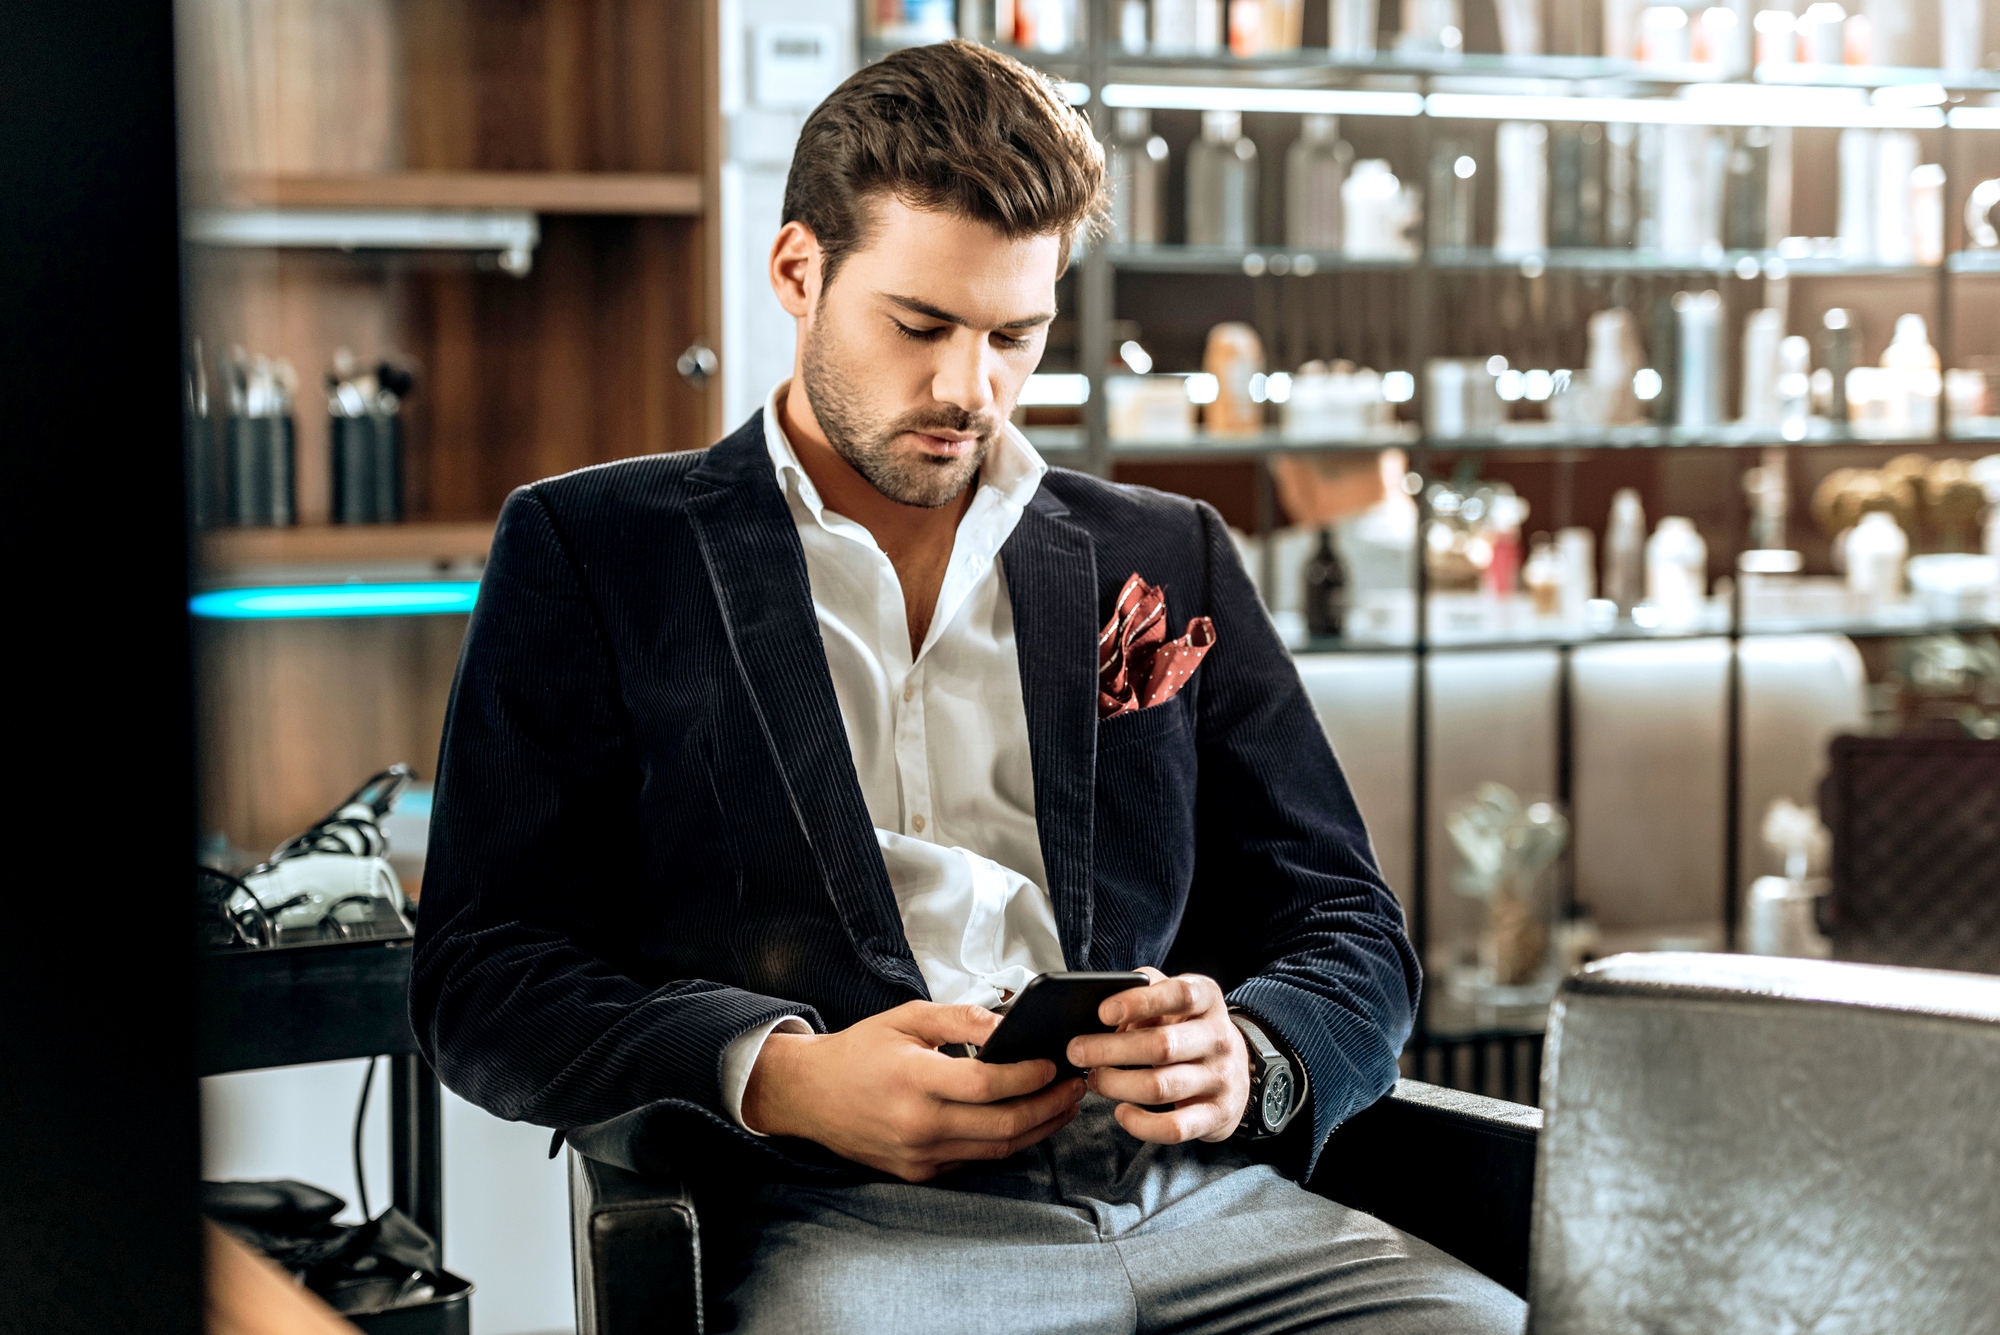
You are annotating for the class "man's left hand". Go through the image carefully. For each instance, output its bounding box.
[1065,967,1248,1144]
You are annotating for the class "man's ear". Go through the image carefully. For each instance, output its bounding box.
[769,221,820,320]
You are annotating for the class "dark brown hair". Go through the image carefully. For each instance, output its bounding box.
[783,41,1107,283]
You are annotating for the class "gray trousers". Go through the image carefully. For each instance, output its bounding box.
[713,1096,1525,1334]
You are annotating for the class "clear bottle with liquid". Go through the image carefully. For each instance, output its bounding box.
[1187,109,1259,248]
[1605,488,1647,616]
[1109,108,1169,245]
[1285,114,1348,250]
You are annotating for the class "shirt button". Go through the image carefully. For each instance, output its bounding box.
[903,683,915,703]
[912,814,926,833]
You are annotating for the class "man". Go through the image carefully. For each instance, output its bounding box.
[413,40,1523,1334]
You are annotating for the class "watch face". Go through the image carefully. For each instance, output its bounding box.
[1260,1065,1295,1130]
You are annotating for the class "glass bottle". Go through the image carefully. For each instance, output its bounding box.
[1186,109,1259,248]
[1605,487,1647,616]
[1285,114,1348,250]
[1109,108,1169,246]
[1303,526,1348,637]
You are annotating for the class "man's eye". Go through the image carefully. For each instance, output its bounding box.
[992,333,1033,352]
[892,321,948,343]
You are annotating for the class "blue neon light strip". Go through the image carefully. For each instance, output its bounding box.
[190,581,480,620]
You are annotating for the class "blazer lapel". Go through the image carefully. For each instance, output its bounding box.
[1001,491,1101,969]
[683,423,924,995]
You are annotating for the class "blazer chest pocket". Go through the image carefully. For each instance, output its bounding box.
[1096,697,1189,755]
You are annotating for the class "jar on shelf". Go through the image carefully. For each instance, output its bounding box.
[1284,114,1347,251]
[1186,110,1258,248]
[1109,108,1169,246]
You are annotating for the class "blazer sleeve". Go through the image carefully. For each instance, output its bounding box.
[1180,501,1421,1179]
[410,486,821,1141]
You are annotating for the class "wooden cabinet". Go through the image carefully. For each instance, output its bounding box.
[181,0,720,855]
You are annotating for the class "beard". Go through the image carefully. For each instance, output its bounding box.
[800,323,999,509]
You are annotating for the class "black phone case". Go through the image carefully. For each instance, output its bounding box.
[975,971,1148,1078]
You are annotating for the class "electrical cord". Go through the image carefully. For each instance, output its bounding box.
[353,1056,378,1222]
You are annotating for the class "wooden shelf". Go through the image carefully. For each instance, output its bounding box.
[200,521,495,573]
[226,171,703,216]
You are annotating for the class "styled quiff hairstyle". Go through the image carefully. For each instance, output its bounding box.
[783,41,1108,283]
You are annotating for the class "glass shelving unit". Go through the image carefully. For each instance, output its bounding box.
[928,1,2000,1090]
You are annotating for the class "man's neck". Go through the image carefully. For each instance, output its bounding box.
[780,379,977,657]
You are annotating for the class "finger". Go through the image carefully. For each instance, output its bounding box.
[1112,1097,1233,1145]
[891,1000,1006,1048]
[921,1051,1059,1103]
[1102,973,1221,1027]
[1087,1061,1219,1107]
[922,1100,1082,1166]
[928,1077,1084,1142]
[1067,1015,1228,1071]
[1098,967,1168,1025]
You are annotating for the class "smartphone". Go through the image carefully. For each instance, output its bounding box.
[974,971,1148,1079]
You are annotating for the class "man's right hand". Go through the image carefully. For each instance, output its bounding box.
[740,1001,1084,1182]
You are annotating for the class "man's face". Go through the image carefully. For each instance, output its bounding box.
[795,198,1060,509]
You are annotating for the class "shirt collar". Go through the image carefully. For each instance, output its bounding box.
[762,379,1046,528]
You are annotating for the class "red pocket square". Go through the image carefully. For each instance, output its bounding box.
[1098,573,1215,720]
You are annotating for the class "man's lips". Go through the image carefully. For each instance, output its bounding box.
[907,430,981,457]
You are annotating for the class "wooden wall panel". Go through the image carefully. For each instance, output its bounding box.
[400,215,708,517]
[198,615,467,857]
[401,0,702,173]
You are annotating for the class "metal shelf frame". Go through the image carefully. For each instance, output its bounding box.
[1051,0,2000,1088]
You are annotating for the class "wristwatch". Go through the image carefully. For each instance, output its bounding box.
[1229,1010,1305,1140]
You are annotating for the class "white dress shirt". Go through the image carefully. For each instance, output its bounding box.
[718,382,1070,1130]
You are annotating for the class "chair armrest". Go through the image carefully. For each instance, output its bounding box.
[569,1150,703,1335]
[1308,1079,1541,1297]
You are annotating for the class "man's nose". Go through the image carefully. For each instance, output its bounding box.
[932,332,998,416]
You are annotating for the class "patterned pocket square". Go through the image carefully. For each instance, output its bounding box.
[1098,573,1215,720]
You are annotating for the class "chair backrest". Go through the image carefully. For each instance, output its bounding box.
[1822,734,2000,973]
[1528,952,2000,1335]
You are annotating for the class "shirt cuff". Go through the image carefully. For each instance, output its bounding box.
[720,1016,813,1135]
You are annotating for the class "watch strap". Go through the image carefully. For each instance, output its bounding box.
[1228,1009,1304,1139]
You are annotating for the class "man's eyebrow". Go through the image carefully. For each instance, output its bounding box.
[882,294,1055,331]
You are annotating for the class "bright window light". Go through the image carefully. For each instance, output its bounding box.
[1185,373,1220,405]
[1382,370,1416,403]
[1018,373,1090,406]
[1634,367,1664,401]
[1119,340,1154,374]
[191,582,481,620]
[1103,83,1425,118]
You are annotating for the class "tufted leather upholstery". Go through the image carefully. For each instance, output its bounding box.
[1822,735,2000,973]
[567,1078,1541,1335]
[1529,952,2000,1334]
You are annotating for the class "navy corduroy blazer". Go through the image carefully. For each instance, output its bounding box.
[410,414,1419,1184]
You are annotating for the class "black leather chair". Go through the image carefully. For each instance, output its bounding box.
[568,1078,1543,1335]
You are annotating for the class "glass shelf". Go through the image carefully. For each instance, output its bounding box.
[1015,46,2000,94]
[1086,423,2000,456]
[1107,244,1410,275]
[1948,251,2000,275]
[1431,248,1935,278]
[1109,428,1417,460]
[1293,596,2000,655]
[1109,246,1950,278]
